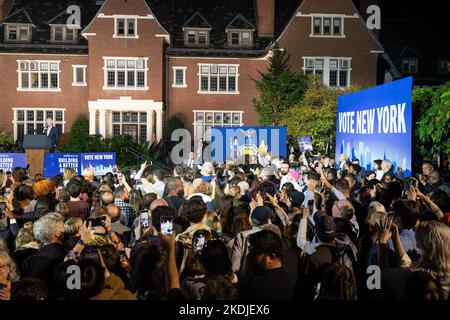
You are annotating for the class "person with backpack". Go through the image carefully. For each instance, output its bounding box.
[296,212,350,300]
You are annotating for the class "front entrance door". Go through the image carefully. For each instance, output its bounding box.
[122,124,138,141]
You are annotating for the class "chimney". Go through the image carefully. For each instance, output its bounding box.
[256,0,275,37]
[0,0,13,22]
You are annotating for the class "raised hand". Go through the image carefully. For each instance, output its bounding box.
[80,220,92,245]
[378,218,393,245]
[256,193,264,206]
[140,161,148,171]
[265,193,276,205]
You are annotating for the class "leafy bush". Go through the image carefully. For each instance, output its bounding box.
[0,131,14,146]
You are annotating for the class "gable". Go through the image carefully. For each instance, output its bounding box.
[182,12,212,29]
[278,0,382,51]
[83,0,169,36]
[226,14,255,30]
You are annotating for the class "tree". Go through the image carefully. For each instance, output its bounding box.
[164,115,184,140]
[416,82,450,168]
[280,77,362,154]
[60,114,90,152]
[252,44,308,125]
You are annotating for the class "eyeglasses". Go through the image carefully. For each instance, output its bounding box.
[0,264,9,269]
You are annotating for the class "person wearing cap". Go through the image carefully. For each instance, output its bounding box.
[231,205,281,278]
[296,212,337,300]
[280,169,302,192]
[238,230,295,300]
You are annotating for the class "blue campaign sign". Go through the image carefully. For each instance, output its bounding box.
[211,126,287,162]
[0,153,27,172]
[44,153,80,177]
[335,77,413,176]
[80,152,116,176]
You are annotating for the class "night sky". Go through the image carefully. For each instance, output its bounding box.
[377,0,447,40]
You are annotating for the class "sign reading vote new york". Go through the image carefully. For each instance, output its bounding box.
[336,77,413,176]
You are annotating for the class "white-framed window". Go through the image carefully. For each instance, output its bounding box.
[227,30,253,47]
[184,28,209,46]
[198,64,239,94]
[172,67,187,88]
[193,110,244,141]
[103,57,148,90]
[311,16,344,37]
[439,60,450,74]
[50,25,78,42]
[401,58,418,74]
[303,57,351,88]
[114,18,138,38]
[17,60,61,91]
[13,108,65,142]
[111,111,147,143]
[5,24,31,42]
[72,65,87,86]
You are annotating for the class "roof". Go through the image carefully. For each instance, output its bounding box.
[225,14,256,30]
[379,19,450,85]
[0,0,100,53]
[0,0,303,57]
[3,7,33,24]
[146,0,302,57]
[182,12,212,29]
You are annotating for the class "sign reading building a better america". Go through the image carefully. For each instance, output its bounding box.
[43,153,80,177]
[335,77,413,176]
[0,153,27,172]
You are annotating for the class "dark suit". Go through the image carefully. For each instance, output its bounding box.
[21,243,66,286]
[43,125,59,151]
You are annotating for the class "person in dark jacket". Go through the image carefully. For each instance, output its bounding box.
[21,213,66,286]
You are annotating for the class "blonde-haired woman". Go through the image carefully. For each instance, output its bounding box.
[13,227,39,270]
[379,220,450,299]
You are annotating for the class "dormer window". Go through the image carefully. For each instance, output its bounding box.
[227,30,253,47]
[184,29,210,46]
[401,58,418,74]
[225,14,255,48]
[182,12,212,47]
[5,24,31,42]
[51,25,77,43]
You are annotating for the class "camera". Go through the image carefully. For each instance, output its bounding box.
[87,216,107,228]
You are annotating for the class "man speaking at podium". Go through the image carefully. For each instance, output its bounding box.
[43,117,59,152]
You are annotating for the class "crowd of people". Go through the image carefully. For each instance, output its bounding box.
[0,151,449,301]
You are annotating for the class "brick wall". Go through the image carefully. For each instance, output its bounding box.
[278,0,381,87]
[0,0,383,140]
[0,53,89,134]
[166,56,268,137]
[84,0,168,102]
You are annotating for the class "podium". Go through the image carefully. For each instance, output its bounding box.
[23,135,52,177]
